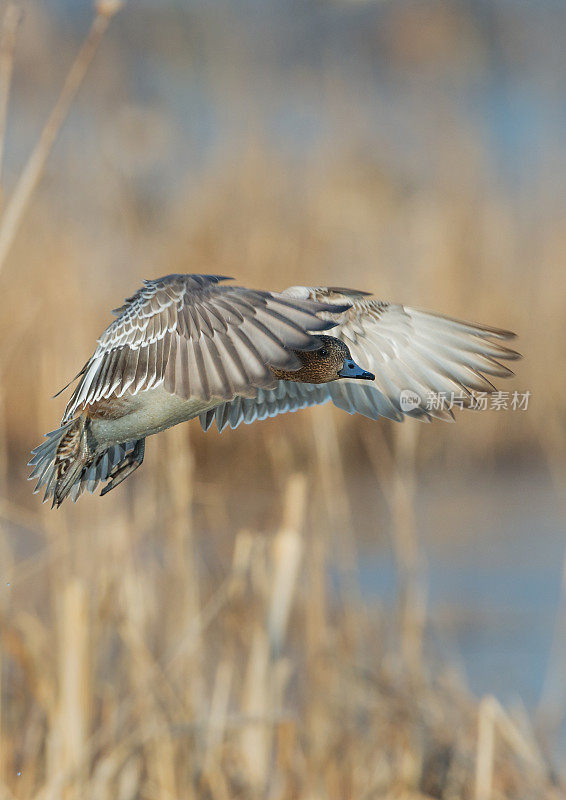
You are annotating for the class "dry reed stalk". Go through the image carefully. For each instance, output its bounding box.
[109,508,195,735]
[0,3,122,274]
[116,755,142,800]
[145,737,178,800]
[475,695,547,800]
[0,276,19,788]
[88,724,143,800]
[304,516,327,660]
[364,422,426,676]
[49,579,90,798]
[166,530,254,674]
[119,610,189,727]
[0,2,21,207]
[240,625,271,788]
[310,406,365,642]
[163,427,207,719]
[391,423,426,674]
[0,233,39,730]
[0,389,7,508]
[0,529,8,786]
[203,659,233,769]
[267,474,306,655]
[0,609,55,727]
[240,474,307,790]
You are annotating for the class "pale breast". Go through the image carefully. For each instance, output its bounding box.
[87,384,220,446]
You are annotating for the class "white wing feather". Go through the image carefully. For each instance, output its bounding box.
[200,285,519,431]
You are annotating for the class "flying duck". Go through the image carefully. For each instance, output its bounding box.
[29,274,519,506]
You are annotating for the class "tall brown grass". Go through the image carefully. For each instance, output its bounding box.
[0,3,564,798]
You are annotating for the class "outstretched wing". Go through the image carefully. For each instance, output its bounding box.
[199,380,332,433]
[282,286,520,421]
[60,274,349,423]
[200,284,520,431]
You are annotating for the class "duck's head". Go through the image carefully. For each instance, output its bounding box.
[271,335,375,385]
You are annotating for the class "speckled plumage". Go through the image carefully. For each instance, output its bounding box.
[29,275,520,506]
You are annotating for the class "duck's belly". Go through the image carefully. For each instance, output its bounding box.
[88,385,220,446]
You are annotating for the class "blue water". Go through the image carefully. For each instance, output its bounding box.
[354,470,565,711]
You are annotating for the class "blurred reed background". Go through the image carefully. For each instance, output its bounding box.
[0,1,565,797]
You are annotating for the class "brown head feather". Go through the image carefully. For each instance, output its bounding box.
[270,335,355,384]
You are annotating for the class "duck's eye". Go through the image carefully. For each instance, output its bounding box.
[319,348,329,358]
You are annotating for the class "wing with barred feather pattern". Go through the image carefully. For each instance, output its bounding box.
[60,274,350,423]
[199,284,520,431]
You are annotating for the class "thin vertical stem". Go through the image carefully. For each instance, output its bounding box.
[391,423,425,673]
[310,406,365,645]
[364,423,426,676]
[0,6,121,274]
[0,2,22,205]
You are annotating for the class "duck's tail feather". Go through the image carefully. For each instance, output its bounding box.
[29,419,134,507]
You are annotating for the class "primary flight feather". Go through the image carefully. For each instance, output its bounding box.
[29,274,519,506]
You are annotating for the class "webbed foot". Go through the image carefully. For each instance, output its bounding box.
[100,438,145,496]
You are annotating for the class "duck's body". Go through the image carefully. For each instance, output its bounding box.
[30,273,520,506]
[87,387,219,445]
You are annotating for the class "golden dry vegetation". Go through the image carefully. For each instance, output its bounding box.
[0,2,565,799]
